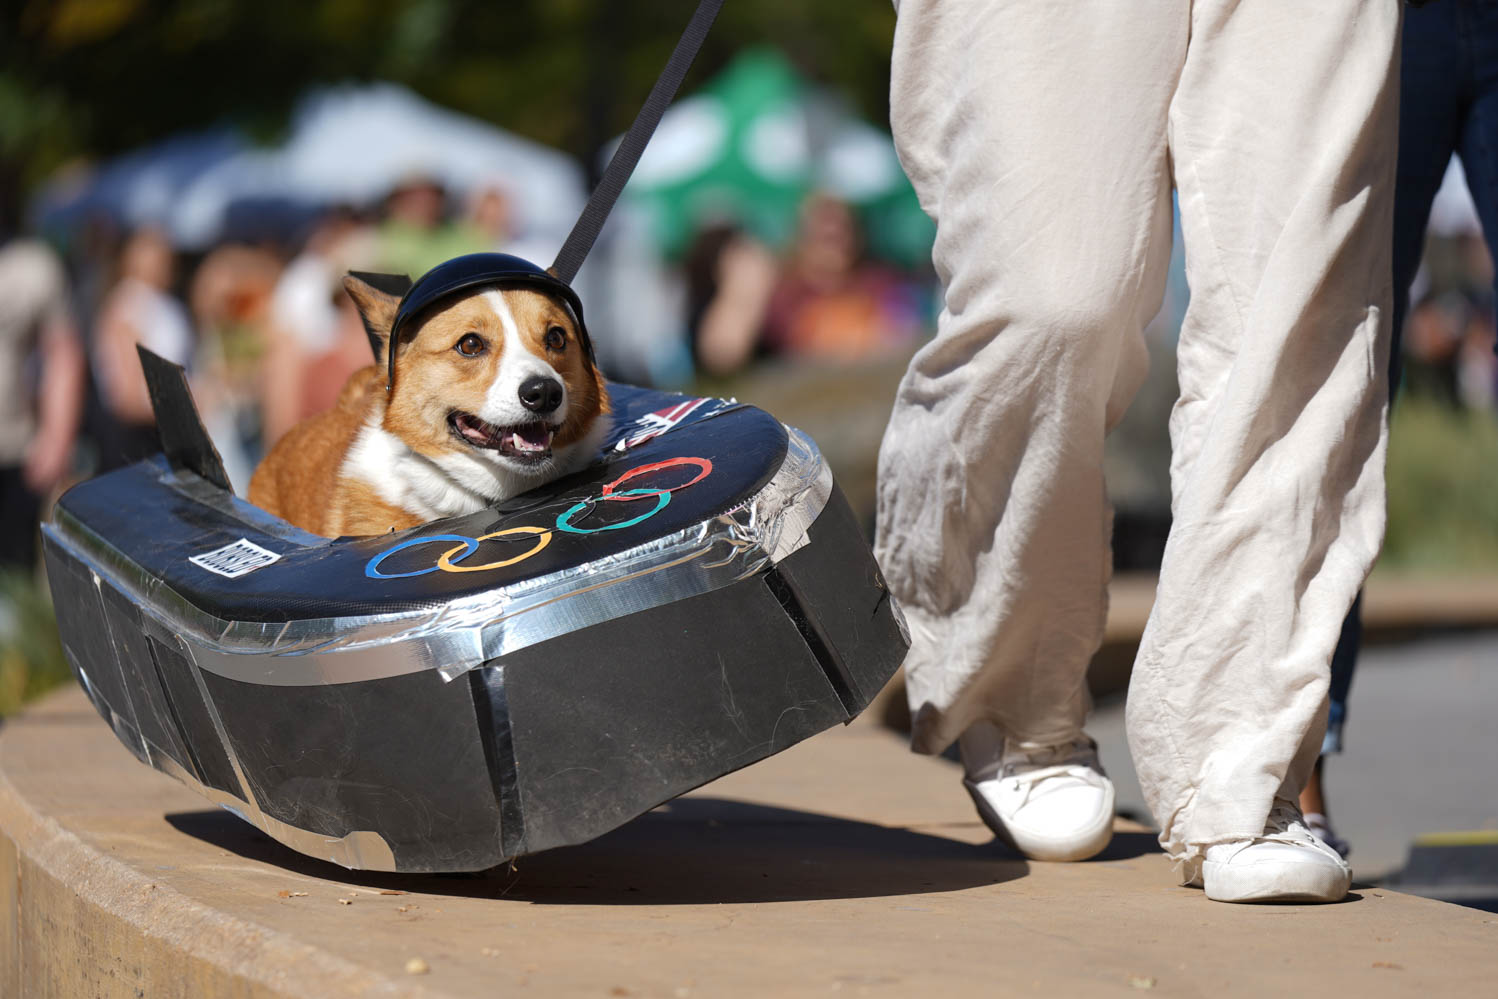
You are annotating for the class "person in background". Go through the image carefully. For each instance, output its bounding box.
[276,218,387,424]
[685,196,927,380]
[259,209,376,447]
[763,194,923,363]
[1305,0,1498,858]
[375,176,484,280]
[684,222,778,377]
[90,227,194,470]
[464,183,513,248]
[460,181,555,265]
[296,272,390,420]
[0,237,86,570]
[188,243,283,490]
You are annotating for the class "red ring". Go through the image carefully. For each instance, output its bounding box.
[599,456,712,501]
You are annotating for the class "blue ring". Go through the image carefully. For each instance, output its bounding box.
[556,488,670,535]
[365,534,478,579]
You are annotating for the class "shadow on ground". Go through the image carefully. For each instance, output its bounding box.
[1092,830,1161,862]
[166,796,1024,905]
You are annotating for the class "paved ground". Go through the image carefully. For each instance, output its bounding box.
[1090,629,1498,881]
[3,686,1495,997]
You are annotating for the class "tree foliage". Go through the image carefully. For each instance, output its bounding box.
[3,0,898,215]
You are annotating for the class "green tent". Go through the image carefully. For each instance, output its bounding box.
[622,47,934,268]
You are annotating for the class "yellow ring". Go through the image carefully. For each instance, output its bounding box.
[437,526,552,572]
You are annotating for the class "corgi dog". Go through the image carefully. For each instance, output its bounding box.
[249,270,610,538]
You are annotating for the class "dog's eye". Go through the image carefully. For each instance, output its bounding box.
[544,325,567,351]
[455,333,486,357]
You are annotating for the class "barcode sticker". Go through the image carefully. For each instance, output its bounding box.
[188,538,282,578]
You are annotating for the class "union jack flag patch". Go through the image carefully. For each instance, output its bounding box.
[614,397,722,452]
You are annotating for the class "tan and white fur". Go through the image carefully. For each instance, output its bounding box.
[249,275,609,537]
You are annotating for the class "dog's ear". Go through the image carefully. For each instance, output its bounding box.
[343,272,408,366]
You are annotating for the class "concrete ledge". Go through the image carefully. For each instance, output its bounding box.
[3,687,1495,997]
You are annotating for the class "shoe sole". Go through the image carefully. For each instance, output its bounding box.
[1202,859,1351,904]
[962,778,1116,863]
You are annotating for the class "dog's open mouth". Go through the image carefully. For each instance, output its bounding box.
[449,411,555,460]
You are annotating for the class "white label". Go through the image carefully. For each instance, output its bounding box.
[188,538,282,578]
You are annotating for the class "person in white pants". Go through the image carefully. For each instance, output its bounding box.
[877,0,1401,903]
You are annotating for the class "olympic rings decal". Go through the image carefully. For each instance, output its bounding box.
[600,456,712,498]
[364,456,714,579]
[438,525,551,572]
[557,487,669,535]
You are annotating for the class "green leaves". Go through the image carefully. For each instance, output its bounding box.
[3,0,897,210]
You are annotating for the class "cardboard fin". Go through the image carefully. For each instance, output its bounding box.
[137,345,233,493]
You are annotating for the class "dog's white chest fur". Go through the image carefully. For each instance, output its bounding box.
[338,416,608,524]
[341,422,492,522]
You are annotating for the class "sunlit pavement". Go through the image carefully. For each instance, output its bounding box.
[5,682,1495,996]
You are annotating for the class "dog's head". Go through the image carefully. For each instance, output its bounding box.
[344,270,609,492]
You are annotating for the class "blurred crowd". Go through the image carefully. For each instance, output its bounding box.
[1,83,1494,580]
[0,170,937,571]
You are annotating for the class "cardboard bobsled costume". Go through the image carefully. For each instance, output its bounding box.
[44,354,907,871]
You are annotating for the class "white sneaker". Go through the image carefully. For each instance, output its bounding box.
[1197,799,1352,903]
[1303,811,1351,859]
[958,720,1115,862]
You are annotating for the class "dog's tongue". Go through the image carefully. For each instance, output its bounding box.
[456,415,499,447]
[509,422,553,452]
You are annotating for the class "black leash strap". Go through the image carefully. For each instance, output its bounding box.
[550,0,726,285]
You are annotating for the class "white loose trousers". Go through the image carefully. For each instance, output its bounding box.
[877,0,1400,871]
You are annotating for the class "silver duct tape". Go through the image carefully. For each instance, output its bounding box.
[47,428,833,688]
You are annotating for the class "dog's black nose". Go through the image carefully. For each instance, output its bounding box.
[518,376,564,414]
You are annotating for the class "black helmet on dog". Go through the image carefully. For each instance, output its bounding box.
[382,253,593,390]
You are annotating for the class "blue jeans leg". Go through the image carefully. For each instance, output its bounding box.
[1324,0,1471,754]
